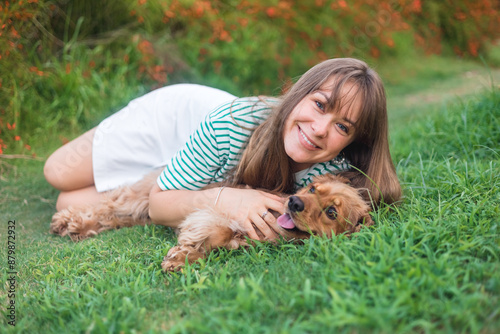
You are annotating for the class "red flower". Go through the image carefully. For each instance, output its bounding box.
[266,7,276,17]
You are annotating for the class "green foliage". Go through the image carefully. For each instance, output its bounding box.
[1,0,499,156]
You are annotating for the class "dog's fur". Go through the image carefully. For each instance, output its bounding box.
[50,172,373,271]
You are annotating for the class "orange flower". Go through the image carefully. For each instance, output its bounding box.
[7,122,15,130]
[370,46,380,58]
[412,0,422,13]
[468,40,479,57]
[219,30,231,41]
[266,7,276,17]
[237,18,249,27]
[29,66,44,76]
[454,12,467,21]
[14,135,20,141]
[195,6,204,17]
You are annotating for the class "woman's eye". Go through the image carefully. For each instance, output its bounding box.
[337,123,349,134]
[315,101,325,111]
[309,185,316,193]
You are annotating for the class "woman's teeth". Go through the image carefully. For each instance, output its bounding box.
[300,128,318,148]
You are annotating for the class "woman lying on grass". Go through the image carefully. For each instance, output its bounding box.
[44,57,402,240]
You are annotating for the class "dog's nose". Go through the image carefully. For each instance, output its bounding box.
[288,196,304,212]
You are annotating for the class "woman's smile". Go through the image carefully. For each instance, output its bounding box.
[297,125,320,150]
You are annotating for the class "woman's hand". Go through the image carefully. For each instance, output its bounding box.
[215,187,286,241]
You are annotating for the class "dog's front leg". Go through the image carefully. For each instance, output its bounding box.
[161,208,249,272]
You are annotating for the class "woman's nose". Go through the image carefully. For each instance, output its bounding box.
[311,120,328,138]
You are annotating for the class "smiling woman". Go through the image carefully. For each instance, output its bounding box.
[232,58,400,208]
[45,58,401,241]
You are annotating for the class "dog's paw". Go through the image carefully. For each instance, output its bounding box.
[50,209,100,241]
[161,246,187,272]
[50,210,72,237]
[161,245,206,272]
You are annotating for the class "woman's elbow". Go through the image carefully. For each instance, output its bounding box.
[148,184,166,224]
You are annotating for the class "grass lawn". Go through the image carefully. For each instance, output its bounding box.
[1,57,499,333]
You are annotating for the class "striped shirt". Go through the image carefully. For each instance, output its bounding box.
[157,97,350,191]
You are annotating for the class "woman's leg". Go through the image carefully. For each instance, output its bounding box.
[54,186,101,211]
[44,127,102,210]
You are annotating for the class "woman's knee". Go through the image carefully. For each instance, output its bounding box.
[44,154,67,190]
[44,128,96,191]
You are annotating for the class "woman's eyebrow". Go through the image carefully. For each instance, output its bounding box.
[317,91,330,100]
[343,117,356,127]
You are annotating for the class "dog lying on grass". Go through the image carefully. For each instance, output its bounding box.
[50,173,373,271]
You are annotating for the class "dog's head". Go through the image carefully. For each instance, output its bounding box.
[277,174,373,238]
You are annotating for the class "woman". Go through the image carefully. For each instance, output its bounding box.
[45,58,402,240]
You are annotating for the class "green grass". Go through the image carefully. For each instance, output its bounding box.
[1,59,499,333]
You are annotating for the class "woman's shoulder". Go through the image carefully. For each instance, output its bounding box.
[208,96,279,120]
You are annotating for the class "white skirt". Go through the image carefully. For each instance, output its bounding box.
[92,84,237,192]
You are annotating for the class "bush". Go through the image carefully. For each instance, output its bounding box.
[1,0,499,155]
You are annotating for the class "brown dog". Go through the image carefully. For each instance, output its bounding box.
[50,173,373,271]
[162,174,373,271]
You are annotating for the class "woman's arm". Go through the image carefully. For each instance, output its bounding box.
[149,184,286,240]
[148,184,218,227]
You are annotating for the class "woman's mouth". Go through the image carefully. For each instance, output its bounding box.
[298,126,320,150]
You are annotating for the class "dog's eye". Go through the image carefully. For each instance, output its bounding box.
[325,206,337,220]
[309,185,316,194]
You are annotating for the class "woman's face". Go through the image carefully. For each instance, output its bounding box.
[283,78,362,172]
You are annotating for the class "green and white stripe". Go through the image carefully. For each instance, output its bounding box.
[157,97,351,191]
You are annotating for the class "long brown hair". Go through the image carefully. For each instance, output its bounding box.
[229,58,402,206]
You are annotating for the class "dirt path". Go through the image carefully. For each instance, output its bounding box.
[388,67,500,124]
[405,68,500,105]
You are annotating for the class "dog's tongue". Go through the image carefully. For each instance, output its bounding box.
[277,213,295,229]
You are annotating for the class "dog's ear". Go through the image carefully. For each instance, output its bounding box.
[334,175,351,184]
